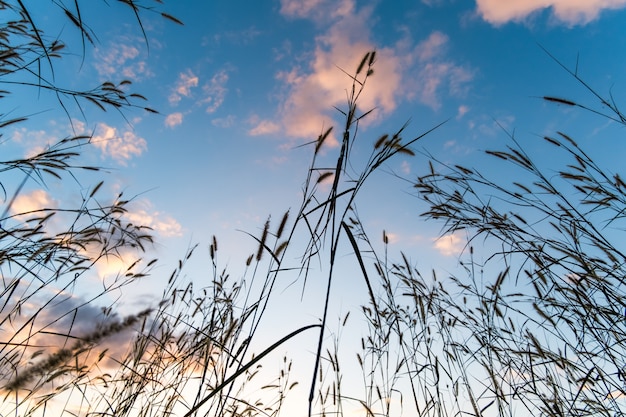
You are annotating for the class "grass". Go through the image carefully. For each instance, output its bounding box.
[1,2,626,416]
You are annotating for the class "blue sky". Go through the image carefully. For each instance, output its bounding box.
[9,0,622,262]
[4,0,626,414]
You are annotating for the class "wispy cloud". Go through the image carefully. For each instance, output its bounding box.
[169,70,199,105]
[475,0,626,25]
[165,112,183,128]
[209,26,262,45]
[11,126,57,158]
[202,70,229,113]
[212,115,236,128]
[93,39,152,80]
[280,0,355,20]
[92,123,147,166]
[401,31,474,109]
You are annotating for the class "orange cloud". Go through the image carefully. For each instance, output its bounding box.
[475,0,626,25]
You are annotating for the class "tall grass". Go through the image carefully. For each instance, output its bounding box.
[2,2,625,416]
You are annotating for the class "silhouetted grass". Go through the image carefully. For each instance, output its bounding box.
[3,2,625,416]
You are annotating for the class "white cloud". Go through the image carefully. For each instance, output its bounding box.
[169,70,199,105]
[92,123,147,166]
[202,70,229,113]
[10,189,56,219]
[123,200,183,238]
[433,231,466,256]
[475,0,626,25]
[165,112,183,128]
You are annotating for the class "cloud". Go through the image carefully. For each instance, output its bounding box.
[433,231,466,256]
[0,284,148,391]
[10,189,56,220]
[169,70,199,105]
[280,0,354,20]
[202,70,229,113]
[94,40,152,80]
[212,115,236,128]
[403,31,475,109]
[263,3,472,145]
[92,123,147,166]
[209,26,262,45]
[474,0,626,25]
[415,31,448,61]
[123,200,183,238]
[384,231,399,244]
[248,118,280,136]
[401,160,411,175]
[270,2,404,146]
[11,126,56,158]
[165,112,183,128]
[457,105,470,119]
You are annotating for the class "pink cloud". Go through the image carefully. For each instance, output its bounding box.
[169,70,199,105]
[248,118,280,136]
[457,105,470,119]
[270,4,403,145]
[475,0,626,25]
[202,70,229,113]
[263,6,473,144]
[165,112,183,128]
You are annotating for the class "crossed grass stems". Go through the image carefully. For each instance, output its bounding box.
[1,17,625,416]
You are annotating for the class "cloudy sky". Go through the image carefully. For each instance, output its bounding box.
[7,0,622,263]
[3,0,626,413]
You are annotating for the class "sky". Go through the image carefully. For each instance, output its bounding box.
[3,0,626,415]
